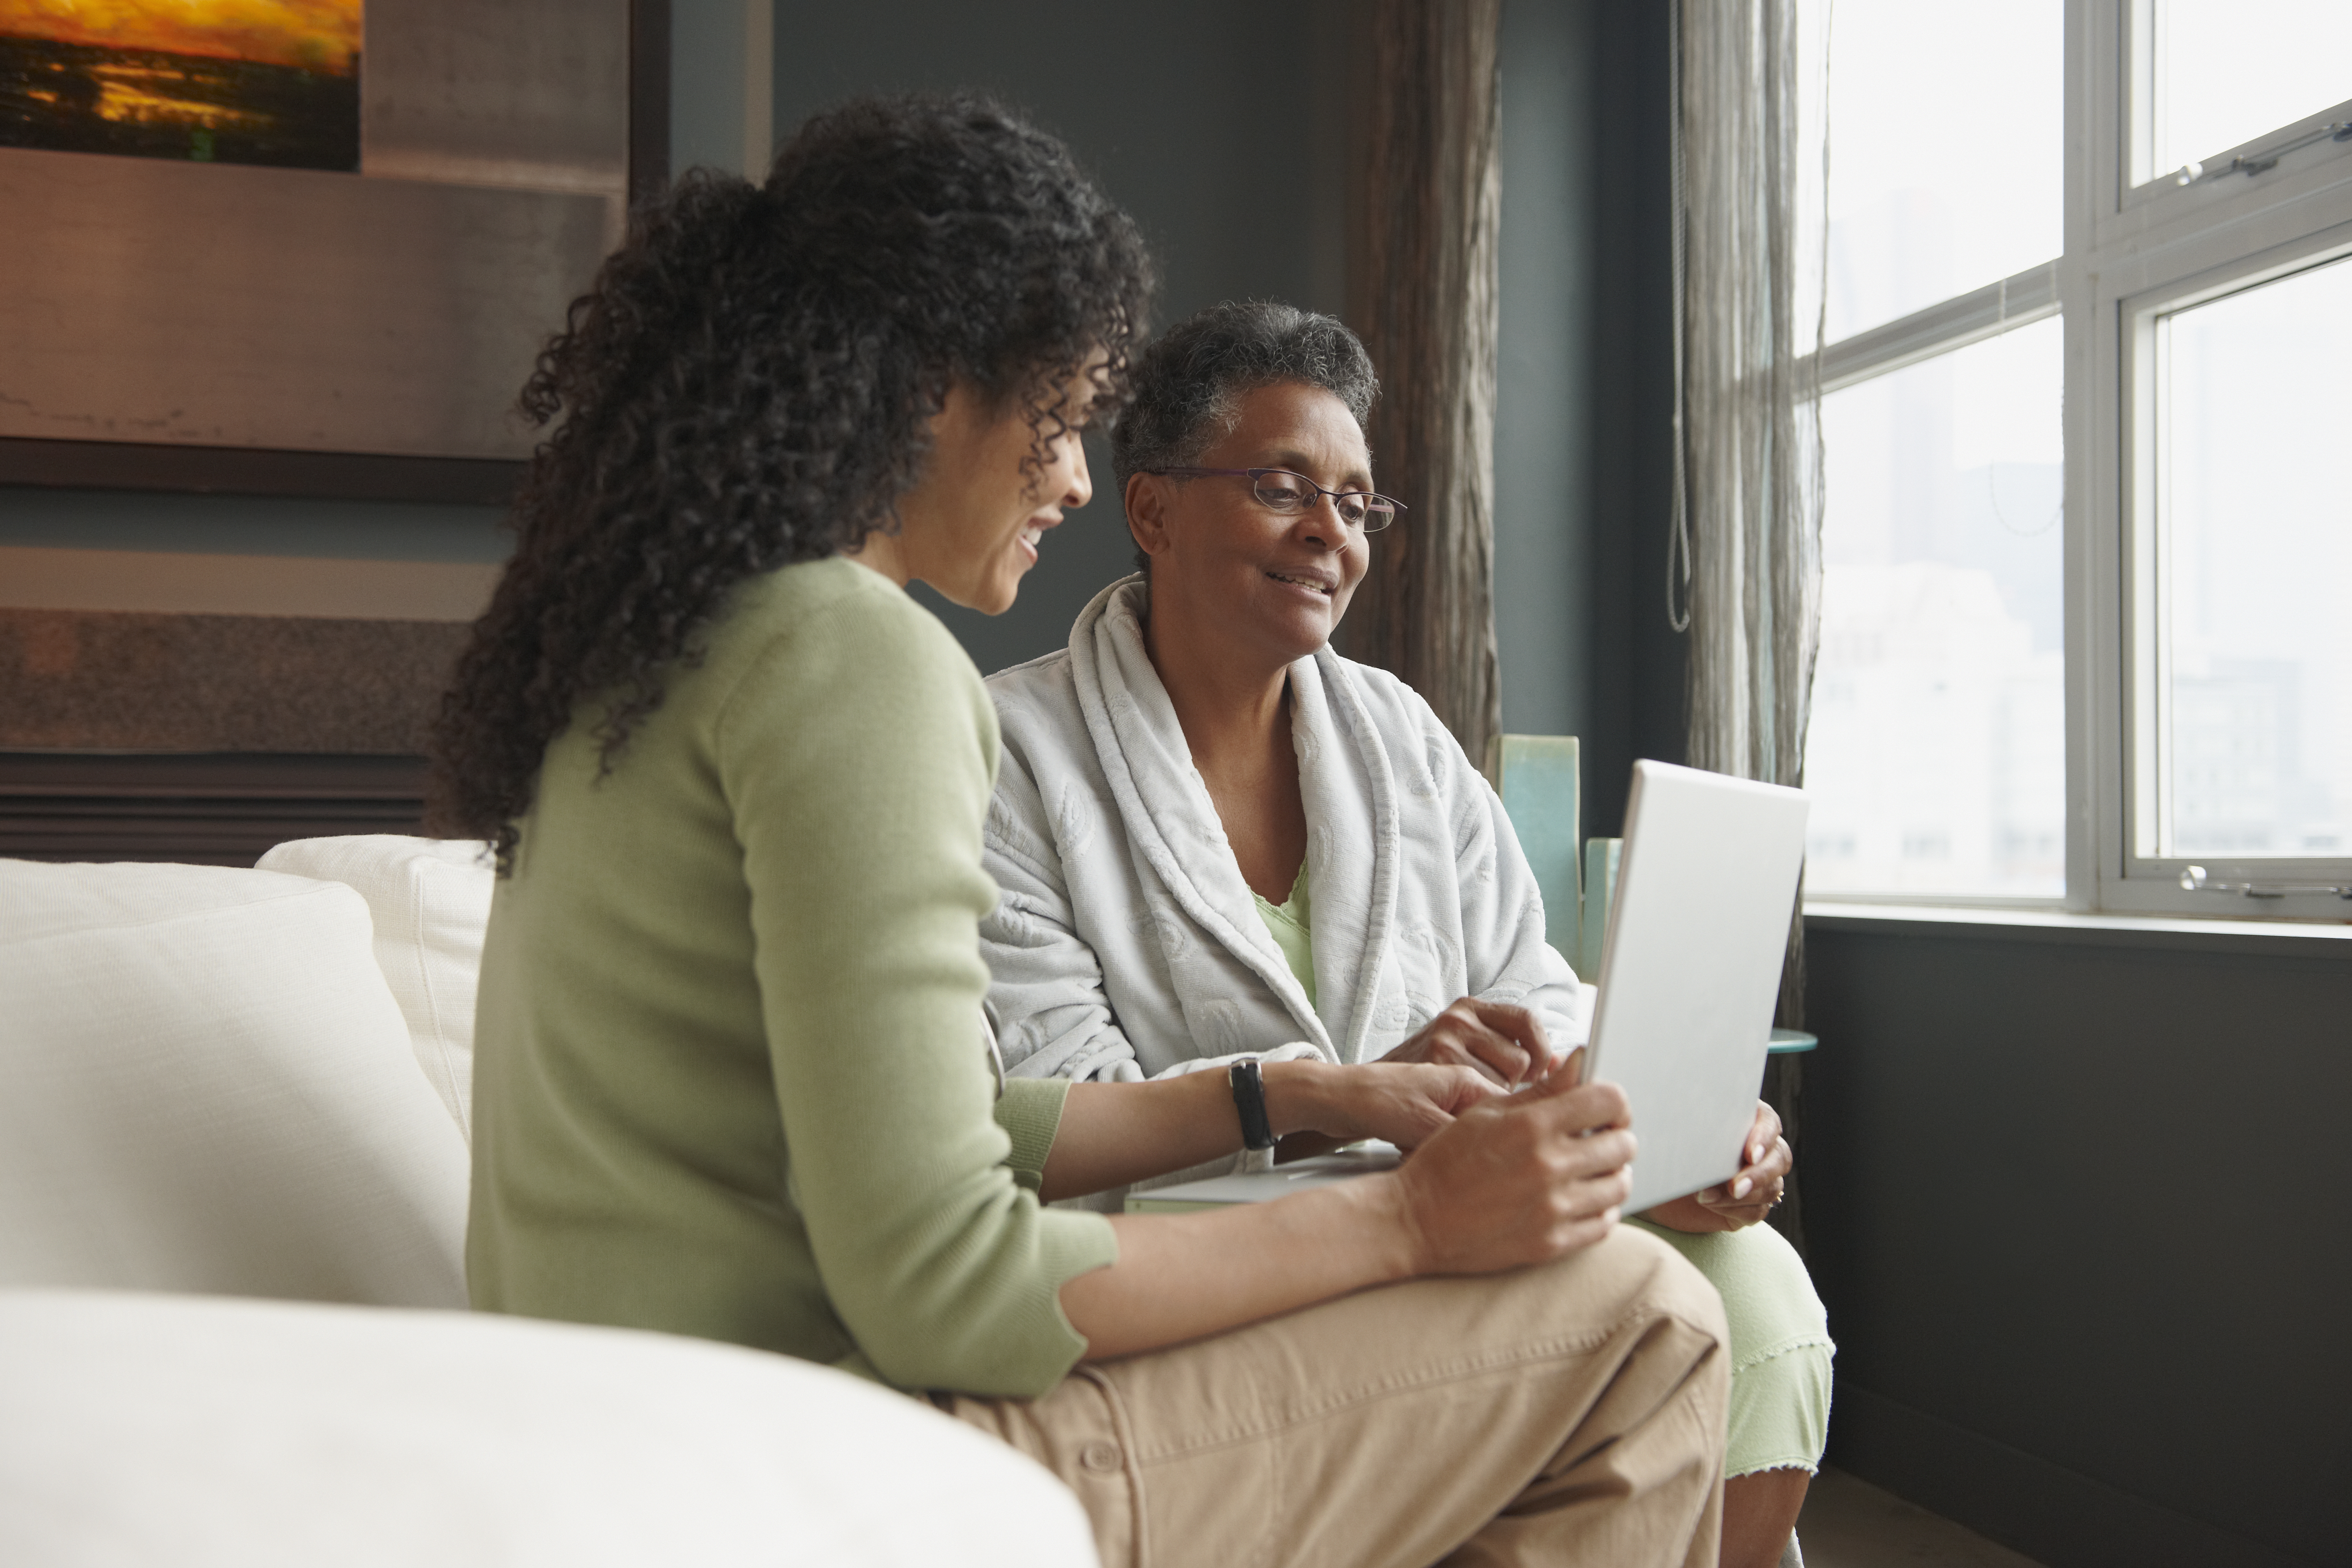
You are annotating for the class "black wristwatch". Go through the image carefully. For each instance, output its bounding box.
[1229,1059,1276,1151]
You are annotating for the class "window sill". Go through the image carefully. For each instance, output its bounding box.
[1804,900,2352,960]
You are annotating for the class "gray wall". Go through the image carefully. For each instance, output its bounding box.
[1493,0,1598,745]
[1584,0,1688,829]
[764,0,1349,678]
[671,0,769,180]
[762,0,1614,708]
[1496,0,1690,837]
[1804,920,2350,1567]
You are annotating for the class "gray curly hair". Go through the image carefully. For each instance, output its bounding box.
[1110,300,1379,574]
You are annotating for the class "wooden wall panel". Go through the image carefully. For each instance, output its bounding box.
[0,609,458,863]
[0,610,467,753]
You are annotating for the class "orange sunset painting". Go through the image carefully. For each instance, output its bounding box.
[0,0,362,170]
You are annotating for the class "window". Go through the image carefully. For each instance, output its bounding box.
[1801,0,2067,903]
[1812,1,2063,342]
[2147,258,2352,862]
[1800,0,2352,918]
[1808,319,2065,898]
[2141,0,2352,184]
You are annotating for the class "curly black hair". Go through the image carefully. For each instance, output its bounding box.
[428,93,1154,865]
[1110,300,1378,575]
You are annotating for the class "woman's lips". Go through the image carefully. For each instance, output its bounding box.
[1266,569,1335,597]
[1017,517,1057,565]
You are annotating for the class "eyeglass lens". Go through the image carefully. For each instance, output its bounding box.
[1248,470,1395,531]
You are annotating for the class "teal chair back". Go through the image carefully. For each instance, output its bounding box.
[1483,734,1621,984]
[1579,835,1621,984]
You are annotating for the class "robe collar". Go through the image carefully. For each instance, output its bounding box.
[1065,577,1402,1063]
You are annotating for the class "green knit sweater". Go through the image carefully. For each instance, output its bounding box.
[468,556,1117,1398]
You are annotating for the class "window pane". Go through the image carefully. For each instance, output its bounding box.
[1806,318,2064,897]
[2154,0,2352,175]
[1805,0,2062,342]
[2157,255,2352,858]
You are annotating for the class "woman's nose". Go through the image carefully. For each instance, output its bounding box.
[1299,494,1348,546]
[1063,438,1094,509]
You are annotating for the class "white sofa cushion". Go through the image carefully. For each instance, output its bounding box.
[257,835,495,1141]
[0,1288,1100,1568]
[0,860,468,1308]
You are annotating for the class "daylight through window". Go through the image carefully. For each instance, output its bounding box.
[1797,0,2352,917]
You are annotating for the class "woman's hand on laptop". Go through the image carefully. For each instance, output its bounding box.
[1379,997,1552,1087]
[1381,1057,1638,1276]
[1277,1060,1509,1152]
[1639,1100,1792,1234]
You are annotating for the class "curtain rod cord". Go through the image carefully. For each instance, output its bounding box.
[1666,0,1693,636]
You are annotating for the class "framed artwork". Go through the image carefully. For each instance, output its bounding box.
[0,0,363,170]
[0,0,671,503]
[0,1,670,861]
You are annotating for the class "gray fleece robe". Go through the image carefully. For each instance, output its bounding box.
[978,577,1589,1094]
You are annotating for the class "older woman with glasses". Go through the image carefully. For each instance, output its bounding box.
[983,302,1588,1093]
[980,299,1832,1568]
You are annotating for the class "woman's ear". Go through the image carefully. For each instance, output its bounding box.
[1125,471,1174,563]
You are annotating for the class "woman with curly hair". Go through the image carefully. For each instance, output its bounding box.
[436,94,1730,1568]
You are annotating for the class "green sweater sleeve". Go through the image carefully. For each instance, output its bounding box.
[994,1077,1073,1192]
[719,580,1115,1396]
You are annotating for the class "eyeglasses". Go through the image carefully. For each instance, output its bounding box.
[1141,467,1403,532]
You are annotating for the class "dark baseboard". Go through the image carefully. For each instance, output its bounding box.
[0,751,429,867]
[1829,1385,2313,1568]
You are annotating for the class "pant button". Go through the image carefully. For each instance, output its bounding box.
[1080,1439,1123,1473]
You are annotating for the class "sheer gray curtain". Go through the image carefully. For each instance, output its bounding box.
[1671,0,1827,1254]
[1670,0,1825,1026]
[1343,0,1503,767]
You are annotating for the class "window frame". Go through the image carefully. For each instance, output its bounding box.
[1803,0,2352,920]
[2081,0,2352,917]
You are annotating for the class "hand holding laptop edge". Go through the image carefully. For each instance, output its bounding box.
[1385,1053,1638,1276]
[1638,1098,1791,1234]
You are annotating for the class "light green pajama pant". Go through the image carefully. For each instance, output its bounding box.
[1628,1217,1834,1478]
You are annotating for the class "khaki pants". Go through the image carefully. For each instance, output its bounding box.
[940,1225,1729,1568]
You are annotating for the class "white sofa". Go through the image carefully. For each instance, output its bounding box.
[0,840,1097,1568]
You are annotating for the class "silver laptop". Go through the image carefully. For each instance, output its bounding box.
[1583,760,1809,1212]
[1127,759,1808,1216]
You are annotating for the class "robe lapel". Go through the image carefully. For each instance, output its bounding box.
[1299,652,1402,1064]
[1067,580,1332,1053]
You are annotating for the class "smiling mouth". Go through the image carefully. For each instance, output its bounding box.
[1018,519,1055,560]
[1267,570,1335,596]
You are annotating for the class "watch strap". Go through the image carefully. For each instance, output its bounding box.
[1229,1059,1276,1150]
